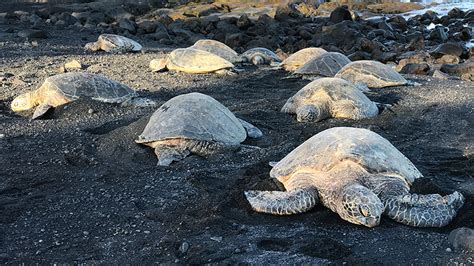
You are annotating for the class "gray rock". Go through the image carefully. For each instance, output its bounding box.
[17,29,48,39]
[428,26,448,42]
[137,20,157,34]
[448,227,474,251]
[119,18,136,34]
[432,69,450,80]
[399,63,430,75]
[71,11,91,24]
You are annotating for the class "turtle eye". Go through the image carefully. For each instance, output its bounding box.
[359,205,369,217]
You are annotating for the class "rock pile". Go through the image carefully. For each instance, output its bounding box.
[2,2,473,80]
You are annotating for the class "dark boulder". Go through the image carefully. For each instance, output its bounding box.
[399,63,430,75]
[430,42,464,58]
[329,6,352,24]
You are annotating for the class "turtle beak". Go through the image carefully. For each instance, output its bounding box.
[362,216,380,228]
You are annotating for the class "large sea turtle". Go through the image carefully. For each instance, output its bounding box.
[149,48,235,74]
[295,52,351,77]
[85,34,142,53]
[10,72,147,119]
[281,78,379,122]
[136,92,262,166]
[240,47,281,65]
[190,39,241,63]
[279,47,327,71]
[245,127,464,228]
[335,60,410,88]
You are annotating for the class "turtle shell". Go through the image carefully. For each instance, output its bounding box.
[281,78,378,119]
[191,39,240,63]
[98,34,142,53]
[167,48,234,73]
[240,47,281,64]
[270,127,422,185]
[335,60,408,88]
[280,47,327,71]
[295,52,351,77]
[136,92,246,145]
[41,72,137,103]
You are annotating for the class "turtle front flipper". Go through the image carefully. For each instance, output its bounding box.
[245,188,319,215]
[154,143,191,166]
[238,118,263,139]
[383,191,464,227]
[32,104,54,120]
[245,173,319,215]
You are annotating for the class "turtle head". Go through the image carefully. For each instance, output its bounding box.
[149,57,169,72]
[84,42,100,51]
[11,92,36,112]
[339,184,384,228]
[251,55,265,65]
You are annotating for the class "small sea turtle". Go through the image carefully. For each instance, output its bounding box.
[245,127,464,228]
[335,60,410,88]
[240,47,281,65]
[190,39,241,63]
[281,78,378,122]
[10,73,147,119]
[279,47,327,71]
[295,52,351,77]
[85,34,142,53]
[136,92,262,166]
[150,48,235,74]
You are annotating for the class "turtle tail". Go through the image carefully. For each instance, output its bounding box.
[244,188,319,215]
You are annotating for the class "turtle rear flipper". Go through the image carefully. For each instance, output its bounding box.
[383,191,464,227]
[238,118,262,139]
[245,188,319,215]
[32,104,54,120]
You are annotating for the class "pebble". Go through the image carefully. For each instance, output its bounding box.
[179,242,189,254]
[446,247,452,252]
[448,227,474,251]
[87,108,94,114]
[0,133,5,138]
[210,236,222,242]
[65,59,84,70]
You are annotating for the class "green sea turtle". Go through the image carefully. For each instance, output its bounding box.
[294,52,351,77]
[10,72,148,119]
[149,48,235,74]
[281,78,379,122]
[280,47,327,71]
[335,60,411,89]
[85,34,142,53]
[245,127,464,228]
[136,92,262,166]
[240,47,281,65]
[190,39,241,63]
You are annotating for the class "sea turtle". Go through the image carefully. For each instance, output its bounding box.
[335,60,410,89]
[136,92,262,166]
[279,47,327,71]
[10,72,149,119]
[281,78,379,122]
[245,127,464,228]
[85,34,142,53]
[240,47,281,66]
[190,39,241,63]
[149,48,235,74]
[294,52,351,77]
